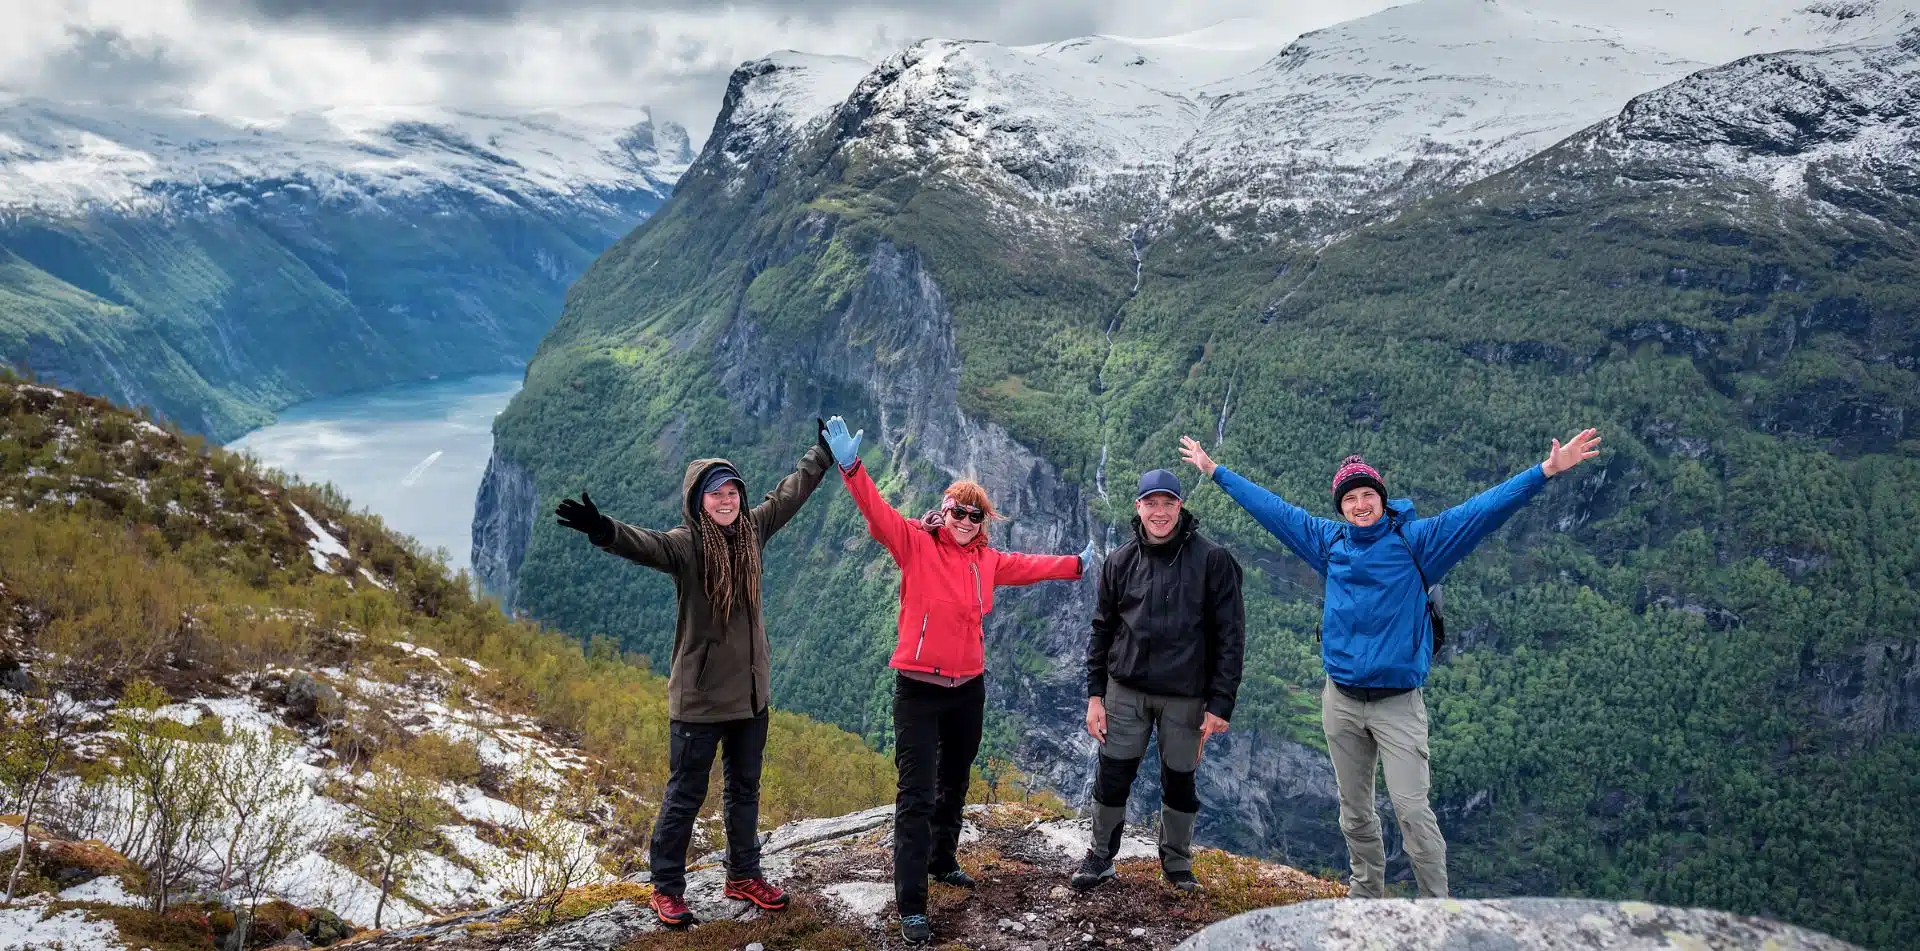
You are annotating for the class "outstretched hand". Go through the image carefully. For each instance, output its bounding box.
[1077,541,1096,575]
[1178,435,1218,478]
[822,415,864,469]
[1542,428,1602,477]
[555,491,610,541]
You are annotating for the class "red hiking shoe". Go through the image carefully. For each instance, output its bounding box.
[723,876,790,911]
[650,891,694,927]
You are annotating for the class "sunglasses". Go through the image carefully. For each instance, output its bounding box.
[948,504,987,524]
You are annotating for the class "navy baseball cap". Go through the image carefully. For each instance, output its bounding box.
[1135,469,1184,501]
[699,464,745,497]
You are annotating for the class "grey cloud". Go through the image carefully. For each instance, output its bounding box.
[202,0,1010,29]
[33,27,198,105]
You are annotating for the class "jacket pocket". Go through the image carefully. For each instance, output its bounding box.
[693,642,715,691]
[915,596,984,675]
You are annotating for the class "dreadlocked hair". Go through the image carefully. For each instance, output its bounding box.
[697,510,762,622]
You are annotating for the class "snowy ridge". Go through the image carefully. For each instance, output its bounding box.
[705,0,1920,243]
[1169,0,1920,238]
[709,51,873,171]
[839,39,1212,217]
[0,98,693,216]
[1582,28,1920,206]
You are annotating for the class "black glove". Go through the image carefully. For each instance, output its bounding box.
[555,491,612,545]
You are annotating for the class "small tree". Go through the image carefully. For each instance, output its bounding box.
[225,766,322,951]
[112,680,225,913]
[358,764,447,929]
[208,727,304,891]
[493,768,603,924]
[0,693,81,902]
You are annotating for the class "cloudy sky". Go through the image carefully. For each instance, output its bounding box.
[3,0,1404,141]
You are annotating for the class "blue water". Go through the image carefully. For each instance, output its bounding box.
[226,372,524,575]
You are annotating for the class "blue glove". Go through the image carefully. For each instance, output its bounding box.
[822,415,864,469]
[1077,541,1096,575]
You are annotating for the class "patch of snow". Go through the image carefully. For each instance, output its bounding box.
[821,881,893,923]
[357,568,392,591]
[57,875,142,907]
[271,852,430,928]
[0,907,125,951]
[291,504,349,573]
[1033,819,1157,862]
[134,421,169,439]
[0,825,21,853]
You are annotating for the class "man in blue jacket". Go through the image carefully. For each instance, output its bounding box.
[1177,429,1600,899]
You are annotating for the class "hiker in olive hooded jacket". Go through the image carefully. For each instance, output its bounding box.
[553,422,833,927]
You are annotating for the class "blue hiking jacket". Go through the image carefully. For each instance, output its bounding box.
[1213,463,1547,688]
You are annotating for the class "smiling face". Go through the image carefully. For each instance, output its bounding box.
[945,502,985,546]
[1136,492,1183,542]
[702,482,743,527]
[1339,486,1383,528]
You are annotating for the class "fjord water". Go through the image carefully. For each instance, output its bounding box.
[226,372,523,574]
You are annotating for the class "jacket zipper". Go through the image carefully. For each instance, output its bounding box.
[914,613,929,660]
[970,563,984,613]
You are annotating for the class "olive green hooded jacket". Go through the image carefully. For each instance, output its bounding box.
[597,440,832,722]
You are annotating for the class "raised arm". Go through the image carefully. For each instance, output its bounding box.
[600,519,693,573]
[555,490,687,574]
[1203,547,1246,722]
[993,546,1085,588]
[749,421,835,540]
[1181,436,1334,575]
[1405,428,1600,578]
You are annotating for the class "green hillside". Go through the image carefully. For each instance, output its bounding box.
[0,193,656,442]
[0,373,895,832]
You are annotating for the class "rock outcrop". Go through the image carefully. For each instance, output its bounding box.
[1175,897,1865,951]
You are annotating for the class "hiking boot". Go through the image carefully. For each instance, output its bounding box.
[1070,851,1116,891]
[930,866,978,889]
[900,914,934,944]
[649,891,694,928]
[723,876,790,910]
[1164,867,1203,894]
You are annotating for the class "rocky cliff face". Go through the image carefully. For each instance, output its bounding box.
[472,452,539,613]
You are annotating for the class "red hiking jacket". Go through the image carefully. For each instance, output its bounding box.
[841,461,1082,679]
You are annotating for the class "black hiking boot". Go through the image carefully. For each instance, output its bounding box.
[1071,851,1116,891]
[900,914,934,944]
[1164,867,1203,894]
[931,866,978,888]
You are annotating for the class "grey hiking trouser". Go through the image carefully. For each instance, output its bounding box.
[1321,681,1448,898]
[1088,679,1204,873]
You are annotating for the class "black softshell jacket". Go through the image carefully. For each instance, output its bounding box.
[1087,511,1246,720]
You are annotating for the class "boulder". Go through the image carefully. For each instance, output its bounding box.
[1173,898,1863,950]
[284,672,341,720]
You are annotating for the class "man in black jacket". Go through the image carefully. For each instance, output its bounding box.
[1073,468,1245,894]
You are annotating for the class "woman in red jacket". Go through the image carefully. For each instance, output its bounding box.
[822,417,1090,945]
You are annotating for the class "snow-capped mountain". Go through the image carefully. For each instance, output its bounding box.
[0,98,692,216]
[720,0,1918,242]
[1173,0,1920,238]
[704,51,873,171]
[1582,28,1920,208]
[0,98,693,442]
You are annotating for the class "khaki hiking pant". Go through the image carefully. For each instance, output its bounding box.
[1321,681,1448,898]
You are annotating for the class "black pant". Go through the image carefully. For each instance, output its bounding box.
[648,711,769,897]
[891,674,985,917]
